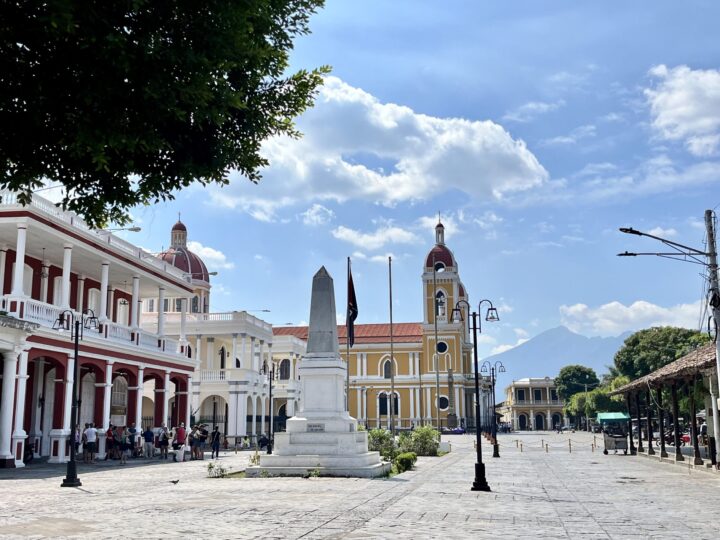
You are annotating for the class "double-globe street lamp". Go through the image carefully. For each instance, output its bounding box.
[481,360,506,458]
[53,309,99,488]
[451,299,499,492]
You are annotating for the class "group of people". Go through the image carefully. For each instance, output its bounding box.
[74,421,188,465]
[187,424,223,460]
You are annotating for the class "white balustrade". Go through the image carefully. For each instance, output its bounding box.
[15,298,65,327]
[200,370,228,382]
[105,321,133,343]
[137,329,160,350]
[163,337,180,354]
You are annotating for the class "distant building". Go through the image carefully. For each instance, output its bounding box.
[500,377,565,430]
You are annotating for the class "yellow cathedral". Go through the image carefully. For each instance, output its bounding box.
[275,221,484,430]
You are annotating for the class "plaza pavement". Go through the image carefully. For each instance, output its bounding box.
[1,431,719,539]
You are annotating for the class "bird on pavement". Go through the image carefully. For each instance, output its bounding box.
[169,480,180,485]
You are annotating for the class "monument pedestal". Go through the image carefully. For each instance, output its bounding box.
[246,268,390,478]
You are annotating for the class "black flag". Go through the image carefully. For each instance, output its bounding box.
[347,258,358,347]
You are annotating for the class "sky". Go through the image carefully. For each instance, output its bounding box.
[93,1,720,361]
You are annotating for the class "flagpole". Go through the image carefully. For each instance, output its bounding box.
[346,256,351,412]
[389,256,395,436]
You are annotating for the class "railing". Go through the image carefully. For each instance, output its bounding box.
[145,310,273,333]
[199,370,228,382]
[137,329,160,350]
[513,400,563,406]
[0,189,188,283]
[105,321,133,343]
[164,337,180,354]
[15,297,64,327]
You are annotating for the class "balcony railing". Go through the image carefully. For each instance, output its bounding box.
[2,296,184,358]
[513,399,563,406]
[0,189,189,283]
[142,310,273,333]
[198,368,270,384]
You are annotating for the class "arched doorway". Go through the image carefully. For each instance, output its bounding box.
[552,413,562,430]
[200,395,227,433]
[518,414,528,430]
[534,413,545,431]
[79,371,96,426]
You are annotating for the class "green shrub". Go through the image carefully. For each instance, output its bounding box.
[397,431,413,453]
[410,426,439,456]
[394,452,417,473]
[368,428,397,460]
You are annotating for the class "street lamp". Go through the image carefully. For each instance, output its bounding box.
[481,360,506,458]
[261,362,275,454]
[98,226,142,233]
[451,299,499,492]
[53,309,99,488]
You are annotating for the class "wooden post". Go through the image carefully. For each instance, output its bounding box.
[520,442,523,453]
[689,379,704,466]
[671,382,684,462]
[568,439,572,453]
[657,387,668,459]
[646,389,655,455]
[626,393,636,455]
[545,443,548,453]
[635,392,644,453]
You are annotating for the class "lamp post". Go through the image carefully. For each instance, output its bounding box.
[54,309,99,488]
[262,363,275,454]
[481,360,506,458]
[451,299,499,492]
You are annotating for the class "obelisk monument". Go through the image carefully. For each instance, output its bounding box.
[246,266,390,477]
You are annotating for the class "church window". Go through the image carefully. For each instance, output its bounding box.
[435,291,446,318]
[279,359,291,380]
[192,295,199,313]
[434,261,445,272]
[438,395,449,410]
[383,359,392,379]
[436,341,448,354]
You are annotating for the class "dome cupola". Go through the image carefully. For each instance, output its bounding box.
[160,218,211,283]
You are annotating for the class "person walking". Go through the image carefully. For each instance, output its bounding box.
[84,423,98,463]
[158,423,170,460]
[105,423,115,460]
[119,427,130,465]
[210,426,221,459]
[127,422,139,458]
[142,426,155,459]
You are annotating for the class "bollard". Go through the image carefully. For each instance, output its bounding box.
[568,439,572,453]
[541,438,544,447]
[591,443,595,453]
[594,435,597,447]
[545,443,548,453]
[515,439,519,448]
[520,442,523,453]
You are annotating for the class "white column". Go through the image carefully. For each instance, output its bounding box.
[228,389,238,437]
[206,337,215,370]
[185,376,193,429]
[0,352,18,460]
[99,262,109,321]
[267,343,273,368]
[40,258,49,302]
[287,398,295,417]
[76,275,86,312]
[250,337,257,371]
[107,286,115,322]
[11,225,28,296]
[0,245,7,296]
[363,353,368,378]
[260,397,266,435]
[162,370,171,427]
[62,356,75,432]
[130,275,140,329]
[60,243,72,309]
[241,334,247,368]
[410,387,415,419]
[135,366,144,428]
[13,350,29,436]
[157,287,166,336]
[231,334,238,368]
[102,362,113,429]
[179,298,187,341]
[31,359,45,438]
[257,340,264,370]
[251,397,257,441]
[195,335,202,364]
[356,388,362,420]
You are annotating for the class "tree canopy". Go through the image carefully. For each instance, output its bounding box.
[0,0,328,227]
[555,364,599,401]
[612,326,709,380]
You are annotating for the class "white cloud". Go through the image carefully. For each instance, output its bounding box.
[416,214,460,241]
[600,112,624,123]
[559,299,702,337]
[645,65,720,156]
[299,204,335,226]
[207,76,548,220]
[541,124,596,146]
[186,240,235,270]
[646,226,677,238]
[331,224,419,250]
[490,338,529,356]
[502,100,564,123]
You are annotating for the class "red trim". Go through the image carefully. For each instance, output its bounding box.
[27,334,193,373]
[0,210,193,293]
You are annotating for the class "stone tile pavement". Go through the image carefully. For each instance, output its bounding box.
[1,432,719,538]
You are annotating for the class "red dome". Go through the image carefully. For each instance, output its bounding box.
[160,247,210,282]
[459,283,466,297]
[425,244,456,269]
[171,220,187,232]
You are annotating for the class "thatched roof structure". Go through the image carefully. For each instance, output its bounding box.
[610,343,716,395]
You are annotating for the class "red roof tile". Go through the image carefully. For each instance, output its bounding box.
[274,323,422,344]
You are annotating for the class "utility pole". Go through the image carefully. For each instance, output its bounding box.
[705,210,720,462]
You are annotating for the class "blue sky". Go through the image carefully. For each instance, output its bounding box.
[121,1,719,359]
